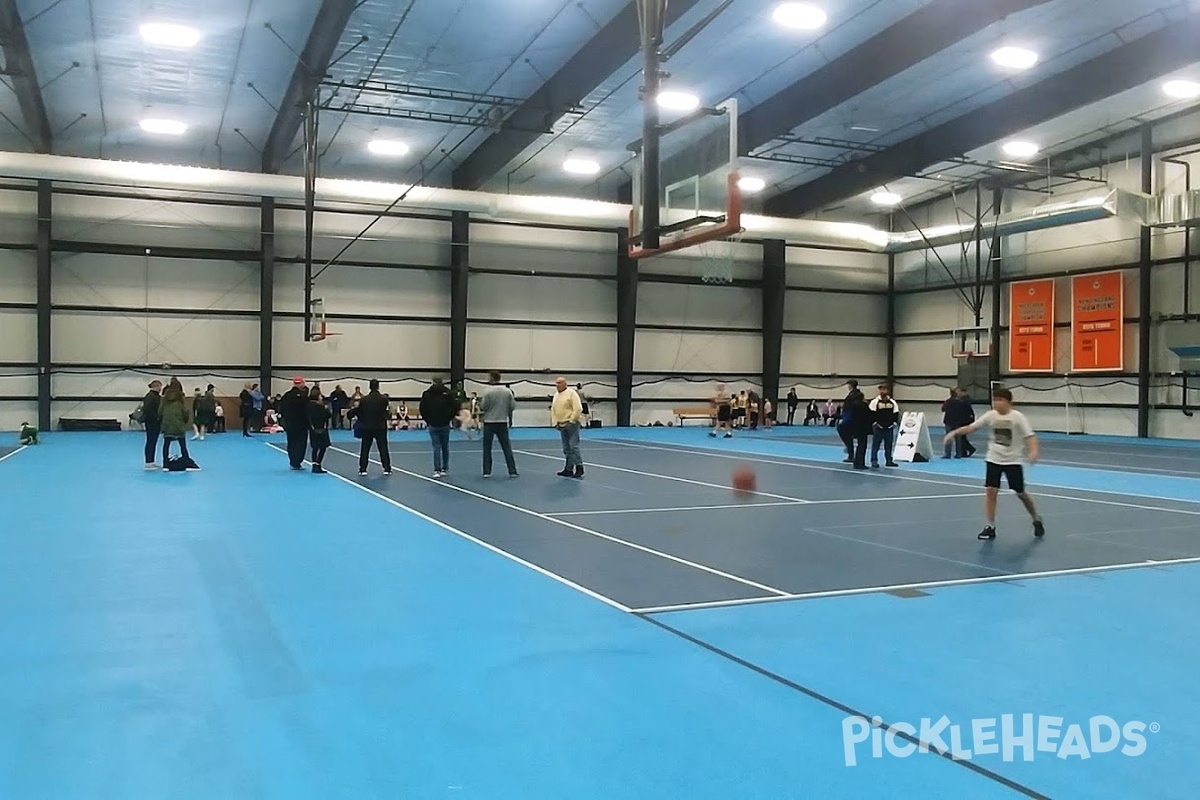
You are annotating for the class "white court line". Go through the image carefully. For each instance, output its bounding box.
[0,445,27,465]
[548,501,807,517]
[549,493,980,518]
[632,556,1200,614]
[264,443,631,613]
[607,440,1200,515]
[328,446,792,597]
[1039,458,1200,477]
[512,448,811,504]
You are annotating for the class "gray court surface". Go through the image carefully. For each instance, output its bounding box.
[314,436,1200,612]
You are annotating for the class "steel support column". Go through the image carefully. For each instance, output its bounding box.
[886,253,896,386]
[35,180,50,429]
[260,197,275,393]
[616,229,638,427]
[450,211,470,388]
[1137,125,1154,437]
[762,239,786,415]
[989,188,1004,383]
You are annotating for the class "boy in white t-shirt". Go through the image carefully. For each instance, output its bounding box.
[943,387,1045,541]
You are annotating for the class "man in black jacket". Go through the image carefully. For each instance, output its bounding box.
[419,377,457,477]
[354,379,392,476]
[837,380,865,462]
[142,380,163,469]
[278,376,311,470]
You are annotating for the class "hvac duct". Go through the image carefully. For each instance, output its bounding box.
[0,151,1194,253]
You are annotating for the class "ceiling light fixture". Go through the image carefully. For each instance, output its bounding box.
[1001,140,1040,158]
[657,91,700,112]
[139,118,187,136]
[139,22,201,48]
[1163,79,1200,100]
[563,158,601,176]
[367,139,410,156]
[870,190,902,207]
[772,3,827,31]
[738,176,766,193]
[990,46,1039,70]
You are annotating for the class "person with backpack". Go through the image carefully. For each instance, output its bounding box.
[419,376,457,478]
[160,378,199,471]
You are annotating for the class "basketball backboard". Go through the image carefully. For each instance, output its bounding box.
[628,97,742,259]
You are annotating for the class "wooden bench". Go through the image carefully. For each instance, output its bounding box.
[674,406,714,426]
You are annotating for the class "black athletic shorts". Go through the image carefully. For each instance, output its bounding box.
[717,404,732,422]
[985,462,1026,493]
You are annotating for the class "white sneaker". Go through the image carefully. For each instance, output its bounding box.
[432,470,442,478]
[144,463,157,470]
[359,470,368,476]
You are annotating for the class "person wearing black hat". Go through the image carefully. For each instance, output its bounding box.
[278,376,311,471]
[351,379,392,476]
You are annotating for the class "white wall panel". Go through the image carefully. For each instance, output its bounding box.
[0,401,37,430]
[637,283,759,328]
[895,335,957,377]
[274,262,448,319]
[274,318,448,371]
[786,246,888,291]
[0,309,35,362]
[0,186,35,242]
[275,212,449,268]
[785,290,886,334]
[896,287,986,334]
[52,253,258,311]
[53,195,259,251]
[0,250,35,303]
[53,371,254,401]
[52,312,258,366]
[634,330,760,374]
[469,274,614,324]
[471,224,615,276]
[781,334,885,378]
[466,324,614,373]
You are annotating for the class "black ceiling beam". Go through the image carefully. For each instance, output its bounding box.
[764,16,1200,217]
[451,0,704,190]
[616,0,1052,203]
[0,0,51,153]
[262,0,356,174]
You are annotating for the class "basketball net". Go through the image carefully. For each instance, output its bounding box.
[694,232,743,285]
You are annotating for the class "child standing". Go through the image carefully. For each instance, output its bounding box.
[944,388,1044,541]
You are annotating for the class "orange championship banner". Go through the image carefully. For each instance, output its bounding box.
[1071,272,1124,372]
[1008,279,1055,372]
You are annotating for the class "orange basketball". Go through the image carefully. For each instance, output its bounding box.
[731,465,757,497]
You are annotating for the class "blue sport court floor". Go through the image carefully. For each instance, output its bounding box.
[3,425,1199,798]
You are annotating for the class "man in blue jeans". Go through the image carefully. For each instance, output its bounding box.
[551,376,584,479]
[419,376,458,478]
[479,370,519,478]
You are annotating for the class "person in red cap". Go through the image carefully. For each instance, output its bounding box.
[278,376,311,470]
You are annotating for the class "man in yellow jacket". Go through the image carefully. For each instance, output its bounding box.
[551,376,584,479]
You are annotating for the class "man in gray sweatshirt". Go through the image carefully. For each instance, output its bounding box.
[479,370,519,478]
